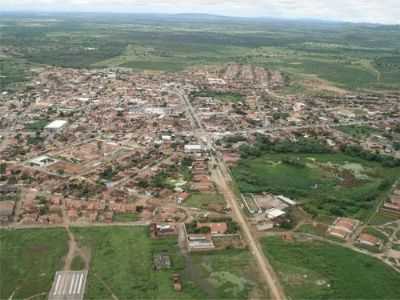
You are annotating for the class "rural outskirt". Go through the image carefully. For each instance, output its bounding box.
[0,11,400,300]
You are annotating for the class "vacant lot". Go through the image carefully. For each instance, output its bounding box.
[191,90,244,103]
[232,153,400,219]
[261,236,400,299]
[184,193,226,210]
[72,226,263,300]
[0,228,68,299]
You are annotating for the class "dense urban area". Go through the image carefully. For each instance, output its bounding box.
[1,13,400,300]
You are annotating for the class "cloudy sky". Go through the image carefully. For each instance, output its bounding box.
[1,0,400,24]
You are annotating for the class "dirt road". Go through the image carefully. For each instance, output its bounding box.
[172,85,287,300]
[212,164,286,300]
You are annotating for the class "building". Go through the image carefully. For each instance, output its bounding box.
[151,223,178,237]
[45,120,68,132]
[265,208,286,220]
[357,233,382,248]
[197,222,228,235]
[187,235,215,252]
[184,144,203,153]
[327,217,360,239]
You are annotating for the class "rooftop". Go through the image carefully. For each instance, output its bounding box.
[45,120,68,129]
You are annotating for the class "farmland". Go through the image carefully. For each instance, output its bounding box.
[1,13,400,91]
[261,236,400,300]
[232,152,400,220]
[0,228,69,300]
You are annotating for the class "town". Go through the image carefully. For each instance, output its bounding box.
[1,62,400,299]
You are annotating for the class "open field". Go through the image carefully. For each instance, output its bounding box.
[0,226,263,299]
[232,153,400,220]
[191,90,244,103]
[261,236,400,300]
[72,226,264,300]
[0,228,69,299]
[183,192,226,209]
[1,13,400,91]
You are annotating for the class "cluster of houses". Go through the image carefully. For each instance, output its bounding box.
[327,217,360,240]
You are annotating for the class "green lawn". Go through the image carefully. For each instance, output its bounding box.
[183,193,226,209]
[0,228,69,299]
[261,236,400,300]
[113,212,139,222]
[232,153,400,220]
[72,226,263,300]
[191,90,244,103]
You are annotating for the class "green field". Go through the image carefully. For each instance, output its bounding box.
[337,125,381,139]
[0,228,69,299]
[183,192,226,209]
[112,212,139,222]
[0,58,30,89]
[191,90,244,103]
[261,236,400,300]
[72,226,264,299]
[1,13,400,91]
[232,153,400,219]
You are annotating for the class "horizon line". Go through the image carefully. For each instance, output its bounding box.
[0,10,399,26]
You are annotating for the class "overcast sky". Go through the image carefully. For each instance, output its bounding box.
[1,0,400,24]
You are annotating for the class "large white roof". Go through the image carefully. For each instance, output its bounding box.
[45,120,67,129]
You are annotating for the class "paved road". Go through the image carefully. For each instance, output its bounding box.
[171,86,286,300]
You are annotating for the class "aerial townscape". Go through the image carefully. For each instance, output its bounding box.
[0,7,400,300]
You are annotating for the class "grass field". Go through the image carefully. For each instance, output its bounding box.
[112,212,139,222]
[183,192,226,209]
[368,211,399,225]
[261,236,400,300]
[72,226,264,300]
[0,228,68,299]
[191,90,244,103]
[232,153,400,219]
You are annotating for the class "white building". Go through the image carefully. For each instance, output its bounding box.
[45,120,68,132]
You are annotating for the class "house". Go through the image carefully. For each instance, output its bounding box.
[197,222,228,235]
[45,120,67,132]
[151,223,178,237]
[184,144,203,153]
[187,235,215,252]
[358,233,382,248]
[327,217,360,239]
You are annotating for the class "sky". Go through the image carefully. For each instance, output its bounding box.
[1,0,400,24]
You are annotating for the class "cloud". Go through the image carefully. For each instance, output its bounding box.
[1,0,399,24]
